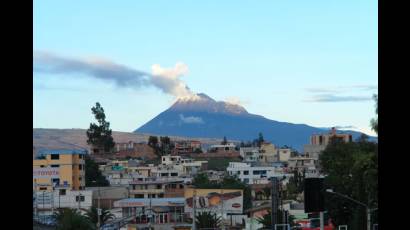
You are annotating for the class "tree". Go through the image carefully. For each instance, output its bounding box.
[370,94,378,134]
[320,139,378,230]
[85,155,109,187]
[53,208,95,230]
[159,136,172,155]
[257,210,291,228]
[258,132,264,147]
[85,206,115,227]
[86,102,115,153]
[195,211,221,229]
[263,187,271,200]
[221,136,228,145]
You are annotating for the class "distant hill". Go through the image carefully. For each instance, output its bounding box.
[33,128,227,153]
[135,93,377,151]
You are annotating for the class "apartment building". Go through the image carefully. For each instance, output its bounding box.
[128,178,186,198]
[303,127,353,159]
[33,149,86,192]
[226,162,286,184]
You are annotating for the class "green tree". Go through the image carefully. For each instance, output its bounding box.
[159,136,172,155]
[257,132,264,147]
[53,208,95,230]
[86,102,115,153]
[370,94,378,134]
[85,155,109,187]
[257,210,291,229]
[221,136,228,145]
[85,206,115,227]
[320,138,378,230]
[262,187,271,200]
[195,211,221,229]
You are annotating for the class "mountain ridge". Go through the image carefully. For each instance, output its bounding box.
[135,93,376,151]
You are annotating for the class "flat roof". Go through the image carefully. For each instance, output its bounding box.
[114,198,185,207]
[37,149,87,156]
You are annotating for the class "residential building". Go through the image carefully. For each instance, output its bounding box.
[87,186,129,209]
[128,178,186,199]
[208,143,237,153]
[114,198,188,230]
[240,147,261,162]
[287,156,319,177]
[226,162,286,184]
[34,189,93,215]
[33,149,86,192]
[173,140,202,154]
[259,143,276,162]
[303,127,353,159]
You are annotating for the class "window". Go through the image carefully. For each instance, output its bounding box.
[51,165,59,168]
[39,187,47,191]
[243,178,249,183]
[243,170,249,175]
[79,164,83,170]
[161,173,169,177]
[40,165,45,168]
[135,194,144,198]
[132,185,136,190]
[179,184,184,189]
[52,178,60,186]
[319,136,323,145]
[79,177,82,181]
[59,189,66,195]
[158,193,164,198]
[50,154,59,160]
[225,147,229,151]
[79,154,83,159]
[76,195,85,202]
[171,173,178,177]
[157,184,162,189]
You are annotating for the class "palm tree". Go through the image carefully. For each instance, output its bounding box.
[85,206,115,227]
[53,208,95,230]
[257,210,272,229]
[195,211,221,229]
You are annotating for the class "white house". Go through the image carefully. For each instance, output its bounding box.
[226,162,286,184]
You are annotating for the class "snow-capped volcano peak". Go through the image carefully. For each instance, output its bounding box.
[171,93,248,115]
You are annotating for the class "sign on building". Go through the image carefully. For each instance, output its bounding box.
[184,188,243,215]
[33,168,60,179]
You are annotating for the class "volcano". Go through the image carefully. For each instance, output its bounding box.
[135,93,375,151]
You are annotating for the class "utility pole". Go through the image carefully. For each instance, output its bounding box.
[367,208,371,230]
[221,188,224,230]
[192,189,197,230]
[97,187,101,229]
[78,192,81,210]
[34,179,38,218]
[271,177,278,230]
[320,211,324,230]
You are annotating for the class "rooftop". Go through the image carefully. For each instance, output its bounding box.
[36,149,87,157]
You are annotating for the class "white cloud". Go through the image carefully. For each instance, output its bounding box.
[179,114,204,124]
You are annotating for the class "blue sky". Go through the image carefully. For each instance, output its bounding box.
[33,0,378,136]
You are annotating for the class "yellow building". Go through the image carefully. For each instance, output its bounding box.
[33,149,86,192]
[260,143,277,162]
